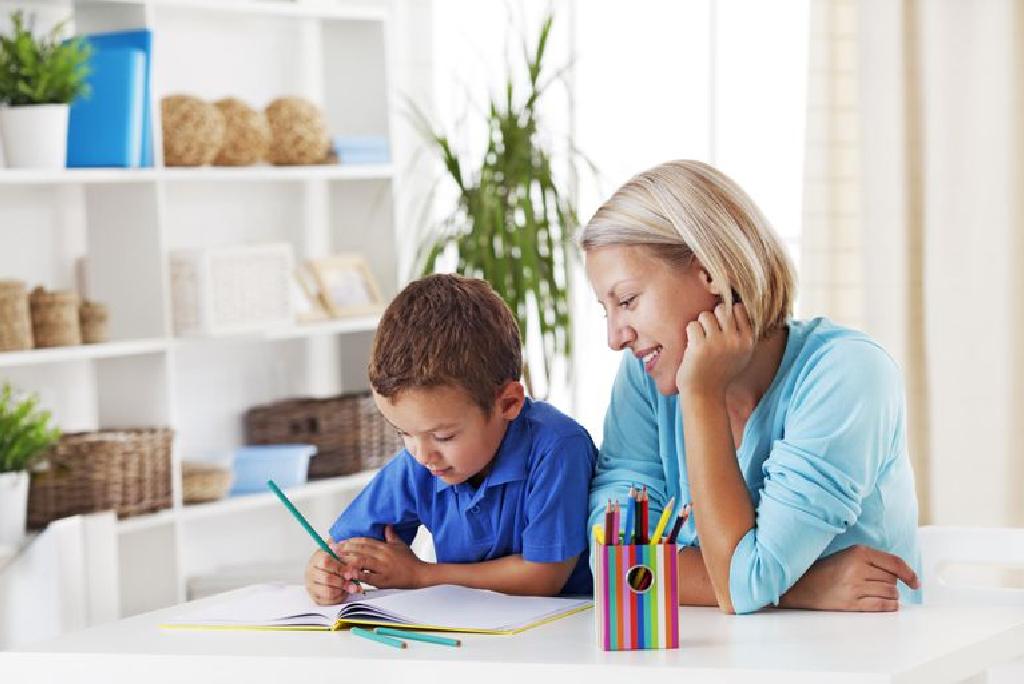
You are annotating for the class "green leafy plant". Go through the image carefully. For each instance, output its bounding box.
[0,382,61,473]
[410,14,581,396]
[0,10,91,106]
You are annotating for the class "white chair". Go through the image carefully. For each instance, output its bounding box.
[0,512,119,651]
[919,525,1024,683]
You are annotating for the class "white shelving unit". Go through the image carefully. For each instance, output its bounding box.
[0,0,428,623]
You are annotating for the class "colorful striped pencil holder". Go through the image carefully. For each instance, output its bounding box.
[594,543,679,650]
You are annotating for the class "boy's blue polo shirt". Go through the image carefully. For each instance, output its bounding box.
[329,398,596,596]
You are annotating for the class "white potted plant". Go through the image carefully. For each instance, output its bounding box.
[0,382,60,546]
[0,10,90,169]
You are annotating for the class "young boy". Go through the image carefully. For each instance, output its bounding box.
[304,274,596,605]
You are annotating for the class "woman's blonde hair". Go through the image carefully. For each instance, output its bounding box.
[579,159,795,340]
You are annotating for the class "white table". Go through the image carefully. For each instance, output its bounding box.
[3,587,1024,684]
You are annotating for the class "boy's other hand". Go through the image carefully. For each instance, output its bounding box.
[304,543,361,605]
[340,525,428,590]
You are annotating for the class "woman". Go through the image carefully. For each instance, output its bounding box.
[583,160,921,614]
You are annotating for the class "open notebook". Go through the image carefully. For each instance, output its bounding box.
[162,583,592,635]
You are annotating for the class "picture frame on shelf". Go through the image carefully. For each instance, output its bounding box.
[308,254,384,318]
[293,262,332,323]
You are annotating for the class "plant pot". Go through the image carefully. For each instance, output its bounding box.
[0,471,29,546]
[0,104,70,169]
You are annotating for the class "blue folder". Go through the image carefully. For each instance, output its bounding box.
[67,48,145,167]
[75,29,154,167]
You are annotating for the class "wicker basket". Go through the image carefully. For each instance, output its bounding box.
[27,428,174,528]
[0,280,33,351]
[79,300,109,344]
[244,392,403,479]
[182,461,233,504]
[29,287,81,348]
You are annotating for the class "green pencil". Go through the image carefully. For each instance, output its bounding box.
[352,626,406,649]
[374,627,461,647]
[267,479,341,561]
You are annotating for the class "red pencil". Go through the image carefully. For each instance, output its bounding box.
[603,500,613,546]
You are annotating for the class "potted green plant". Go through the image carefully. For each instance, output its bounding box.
[411,14,582,397]
[0,382,60,546]
[0,10,90,168]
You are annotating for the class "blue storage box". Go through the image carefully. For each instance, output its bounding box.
[229,444,314,496]
[331,135,390,165]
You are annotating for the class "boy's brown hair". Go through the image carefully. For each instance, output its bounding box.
[369,274,523,414]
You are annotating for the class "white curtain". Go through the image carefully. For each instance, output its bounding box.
[803,0,1024,527]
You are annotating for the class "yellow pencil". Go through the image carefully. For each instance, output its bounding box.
[649,496,676,545]
[592,523,606,546]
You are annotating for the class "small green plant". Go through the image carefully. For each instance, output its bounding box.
[0,10,91,106]
[0,382,61,473]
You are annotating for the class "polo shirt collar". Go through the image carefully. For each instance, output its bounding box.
[434,398,532,493]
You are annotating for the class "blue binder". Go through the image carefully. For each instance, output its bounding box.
[67,48,145,167]
[75,29,154,167]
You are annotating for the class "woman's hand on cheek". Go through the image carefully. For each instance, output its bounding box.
[676,302,754,396]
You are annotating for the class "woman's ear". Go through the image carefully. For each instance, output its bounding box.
[698,267,724,297]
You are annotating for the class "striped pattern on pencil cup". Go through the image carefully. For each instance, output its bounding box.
[594,543,679,650]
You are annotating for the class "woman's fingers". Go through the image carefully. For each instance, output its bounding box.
[856,597,899,612]
[697,310,720,337]
[734,303,752,337]
[860,579,901,600]
[863,547,920,589]
[686,320,706,346]
[713,302,738,335]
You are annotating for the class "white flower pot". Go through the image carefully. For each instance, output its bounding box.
[0,471,29,546]
[0,103,70,169]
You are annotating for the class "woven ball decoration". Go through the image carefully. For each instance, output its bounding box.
[265,97,330,166]
[161,95,226,166]
[213,97,271,166]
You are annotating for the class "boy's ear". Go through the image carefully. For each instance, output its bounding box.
[495,380,526,421]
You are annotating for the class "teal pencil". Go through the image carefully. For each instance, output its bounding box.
[351,626,406,649]
[267,479,340,561]
[374,627,461,647]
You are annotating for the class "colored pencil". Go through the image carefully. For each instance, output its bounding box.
[374,627,461,647]
[650,496,676,545]
[621,488,635,544]
[604,500,613,546]
[665,503,692,545]
[593,523,606,546]
[351,626,406,649]
[639,486,649,544]
[267,479,341,562]
[633,488,643,545]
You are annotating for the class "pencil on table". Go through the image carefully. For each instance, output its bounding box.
[351,626,406,649]
[374,627,461,647]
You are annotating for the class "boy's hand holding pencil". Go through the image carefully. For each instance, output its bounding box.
[305,543,362,605]
[338,525,428,590]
